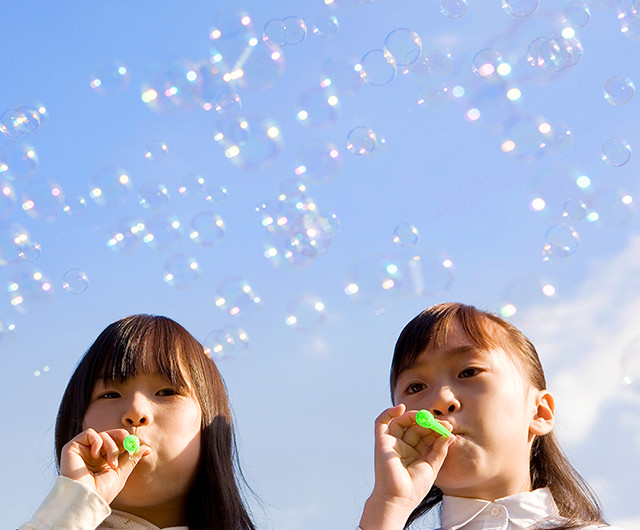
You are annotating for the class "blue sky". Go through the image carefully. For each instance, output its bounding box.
[2,1,639,528]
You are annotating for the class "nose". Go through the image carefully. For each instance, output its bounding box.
[121,392,152,427]
[430,386,460,417]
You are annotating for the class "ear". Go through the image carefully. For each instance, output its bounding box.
[529,389,555,437]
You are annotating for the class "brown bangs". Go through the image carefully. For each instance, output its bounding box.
[390,303,517,394]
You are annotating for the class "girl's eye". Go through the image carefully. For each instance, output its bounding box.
[98,391,120,399]
[459,368,480,379]
[156,388,177,396]
[406,382,426,394]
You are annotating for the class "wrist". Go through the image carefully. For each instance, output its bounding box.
[359,491,416,530]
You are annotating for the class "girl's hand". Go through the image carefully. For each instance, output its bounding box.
[60,428,151,505]
[359,404,456,530]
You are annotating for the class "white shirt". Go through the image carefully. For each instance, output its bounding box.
[19,476,188,530]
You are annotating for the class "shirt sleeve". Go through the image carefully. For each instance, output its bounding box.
[18,475,111,530]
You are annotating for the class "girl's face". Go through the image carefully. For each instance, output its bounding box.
[393,321,553,500]
[82,369,202,519]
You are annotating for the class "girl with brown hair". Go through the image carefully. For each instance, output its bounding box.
[359,303,626,530]
[20,314,257,530]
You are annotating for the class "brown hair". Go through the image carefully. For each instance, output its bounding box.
[55,314,256,530]
[390,303,606,530]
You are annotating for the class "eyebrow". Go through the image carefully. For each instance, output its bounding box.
[401,344,484,373]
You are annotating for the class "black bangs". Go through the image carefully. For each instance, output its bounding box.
[97,315,191,394]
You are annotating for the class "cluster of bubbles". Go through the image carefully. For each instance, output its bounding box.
[0,104,46,138]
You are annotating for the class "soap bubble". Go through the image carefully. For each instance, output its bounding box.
[322,56,363,97]
[0,142,39,182]
[232,40,285,92]
[17,240,41,262]
[296,142,342,184]
[20,180,65,221]
[540,122,574,156]
[90,60,130,95]
[501,116,547,162]
[89,166,132,207]
[0,181,17,220]
[346,126,378,155]
[0,222,31,265]
[285,294,327,331]
[417,81,451,111]
[562,2,591,28]
[440,0,468,18]
[393,223,420,247]
[621,338,640,390]
[209,9,256,68]
[384,28,422,67]
[544,35,583,71]
[542,223,579,262]
[589,189,634,230]
[256,187,315,233]
[296,85,340,128]
[263,16,306,46]
[502,0,539,17]
[472,49,504,80]
[289,213,334,257]
[141,61,203,113]
[106,217,145,253]
[502,273,557,316]
[0,107,40,138]
[360,49,397,86]
[139,180,170,211]
[62,269,89,294]
[344,254,403,310]
[143,141,169,162]
[189,211,225,246]
[205,186,229,204]
[312,14,339,37]
[214,91,242,116]
[163,254,200,289]
[214,277,262,317]
[396,250,456,298]
[177,173,208,199]
[204,325,249,360]
[526,37,553,69]
[262,231,317,269]
[562,198,588,221]
[603,75,636,106]
[63,194,89,216]
[143,213,182,250]
[601,138,632,167]
[8,267,54,314]
[215,114,283,169]
[420,46,454,79]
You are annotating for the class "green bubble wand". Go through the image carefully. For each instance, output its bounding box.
[415,409,452,437]
[123,434,140,460]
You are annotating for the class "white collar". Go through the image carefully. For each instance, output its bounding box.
[440,487,560,529]
[106,509,189,529]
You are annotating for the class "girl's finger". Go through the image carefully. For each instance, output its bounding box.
[97,431,120,469]
[374,404,406,438]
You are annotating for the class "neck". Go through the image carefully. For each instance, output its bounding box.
[441,475,533,501]
[111,498,188,528]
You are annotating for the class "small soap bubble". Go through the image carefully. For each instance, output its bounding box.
[344,255,402,310]
[544,36,583,71]
[440,0,468,18]
[189,211,225,246]
[285,294,327,331]
[501,116,547,162]
[296,86,340,128]
[360,49,397,87]
[322,56,363,97]
[0,109,26,138]
[90,166,132,207]
[205,186,229,204]
[562,198,588,221]
[139,180,170,211]
[0,181,17,220]
[106,217,145,253]
[472,49,504,80]
[502,273,557,316]
[562,2,591,28]
[62,269,89,294]
[90,60,130,96]
[502,0,539,17]
[18,240,41,262]
[312,14,339,37]
[601,138,632,167]
[383,28,422,67]
[296,142,342,184]
[604,75,636,106]
[215,114,283,169]
[542,223,579,261]
[621,338,640,390]
[209,8,256,67]
[397,250,455,298]
[8,267,54,314]
[214,277,262,317]
[0,142,39,182]
[20,180,65,222]
[63,195,89,216]
[143,213,182,250]
[33,366,51,377]
[14,107,41,135]
[420,46,454,79]
[289,213,334,257]
[163,254,200,289]
[417,81,451,111]
[393,223,420,247]
[215,91,242,116]
[540,122,573,156]
[346,126,377,155]
[204,325,249,361]
[263,18,288,46]
[0,222,31,265]
[144,141,169,162]
[282,16,307,45]
[526,37,553,69]
[178,173,208,198]
[589,189,634,230]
